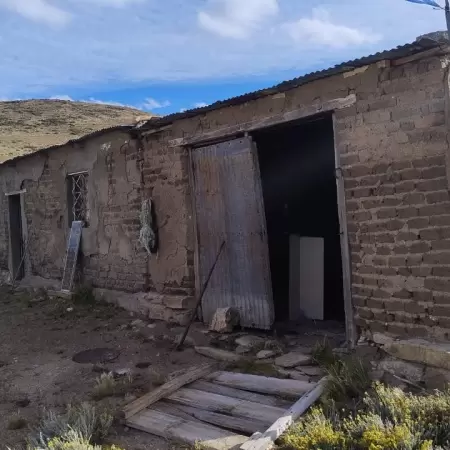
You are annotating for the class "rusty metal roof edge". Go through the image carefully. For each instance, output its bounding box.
[138,39,448,132]
[0,124,133,167]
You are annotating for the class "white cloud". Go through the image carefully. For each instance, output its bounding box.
[285,8,380,49]
[194,102,208,108]
[0,0,70,26]
[198,0,279,39]
[141,98,171,110]
[0,0,445,99]
[50,94,73,101]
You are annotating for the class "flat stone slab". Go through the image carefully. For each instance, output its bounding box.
[277,368,313,382]
[378,357,424,383]
[195,346,243,363]
[256,350,277,360]
[295,366,322,377]
[235,335,265,348]
[384,339,450,371]
[275,352,312,368]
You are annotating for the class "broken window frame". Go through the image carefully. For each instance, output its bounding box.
[67,171,89,227]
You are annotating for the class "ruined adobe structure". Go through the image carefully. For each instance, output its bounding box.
[2,39,450,342]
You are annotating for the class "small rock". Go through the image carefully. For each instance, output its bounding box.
[235,335,265,349]
[295,366,322,377]
[369,370,384,381]
[66,307,74,312]
[131,319,145,327]
[174,335,195,347]
[195,346,244,362]
[115,368,132,377]
[209,307,240,333]
[275,352,312,368]
[147,323,157,329]
[257,350,277,360]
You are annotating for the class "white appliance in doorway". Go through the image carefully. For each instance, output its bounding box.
[289,235,325,321]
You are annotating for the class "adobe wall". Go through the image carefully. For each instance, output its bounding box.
[155,53,450,340]
[0,130,149,292]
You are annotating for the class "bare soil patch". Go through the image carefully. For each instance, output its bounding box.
[0,286,210,449]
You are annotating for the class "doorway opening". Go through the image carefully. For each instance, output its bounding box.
[252,114,345,326]
[8,194,25,281]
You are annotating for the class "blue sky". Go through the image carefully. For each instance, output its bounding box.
[0,0,447,114]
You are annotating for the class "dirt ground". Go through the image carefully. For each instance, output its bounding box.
[0,286,212,449]
[0,285,346,449]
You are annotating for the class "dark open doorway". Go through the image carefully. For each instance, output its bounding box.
[8,194,25,281]
[252,114,345,325]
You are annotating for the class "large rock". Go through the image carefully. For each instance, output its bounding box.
[295,366,323,377]
[378,357,424,383]
[384,339,450,371]
[235,335,265,350]
[195,346,244,363]
[276,369,313,382]
[423,367,450,390]
[209,307,240,333]
[164,296,196,310]
[372,332,395,346]
[275,352,312,368]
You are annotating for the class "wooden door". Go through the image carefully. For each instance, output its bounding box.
[192,137,274,329]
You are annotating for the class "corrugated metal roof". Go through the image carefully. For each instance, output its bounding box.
[138,38,447,131]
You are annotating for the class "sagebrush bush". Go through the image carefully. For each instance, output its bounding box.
[92,373,133,400]
[28,403,113,449]
[279,384,450,450]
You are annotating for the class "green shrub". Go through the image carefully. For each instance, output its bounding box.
[279,384,450,450]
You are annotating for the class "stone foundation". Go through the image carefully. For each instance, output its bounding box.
[94,288,195,325]
[361,331,450,390]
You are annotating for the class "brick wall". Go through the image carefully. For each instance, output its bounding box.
[161,52,450,339]
[141,131,195,297]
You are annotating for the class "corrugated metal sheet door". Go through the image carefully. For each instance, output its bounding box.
[192,137,274,329]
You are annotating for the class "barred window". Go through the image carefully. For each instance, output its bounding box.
[67,172,89,226]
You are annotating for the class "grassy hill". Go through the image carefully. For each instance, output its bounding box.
[0,100,153,163]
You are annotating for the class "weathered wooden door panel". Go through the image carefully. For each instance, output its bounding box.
[192,137,274,329]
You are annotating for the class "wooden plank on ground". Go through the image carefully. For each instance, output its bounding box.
[127,409,247,450]
[123,363,216,419]
[240,377,327,450]
[154,401,267,435]
[167,388,286,425]
[190,380,292,408]
[207,371,313,398]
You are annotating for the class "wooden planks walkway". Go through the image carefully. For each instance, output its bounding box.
[124,365,323,450]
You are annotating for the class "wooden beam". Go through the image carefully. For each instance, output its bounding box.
[240,378,327,450]
[190,381,292,408]
[167,387,286,425]
[207,371,313,398]
[127,409,247,450]
[154,401,268,435]
[332,115,356,349]
[122,363,216,420]
[168,95,356,148]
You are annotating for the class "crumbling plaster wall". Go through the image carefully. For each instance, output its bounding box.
[151,54,450,340]
[0,130,148,291]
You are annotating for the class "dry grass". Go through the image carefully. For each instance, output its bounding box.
[92,373,133,401]
[0,100,154,163]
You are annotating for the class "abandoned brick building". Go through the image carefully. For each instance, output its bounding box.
[2,36,450,346]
